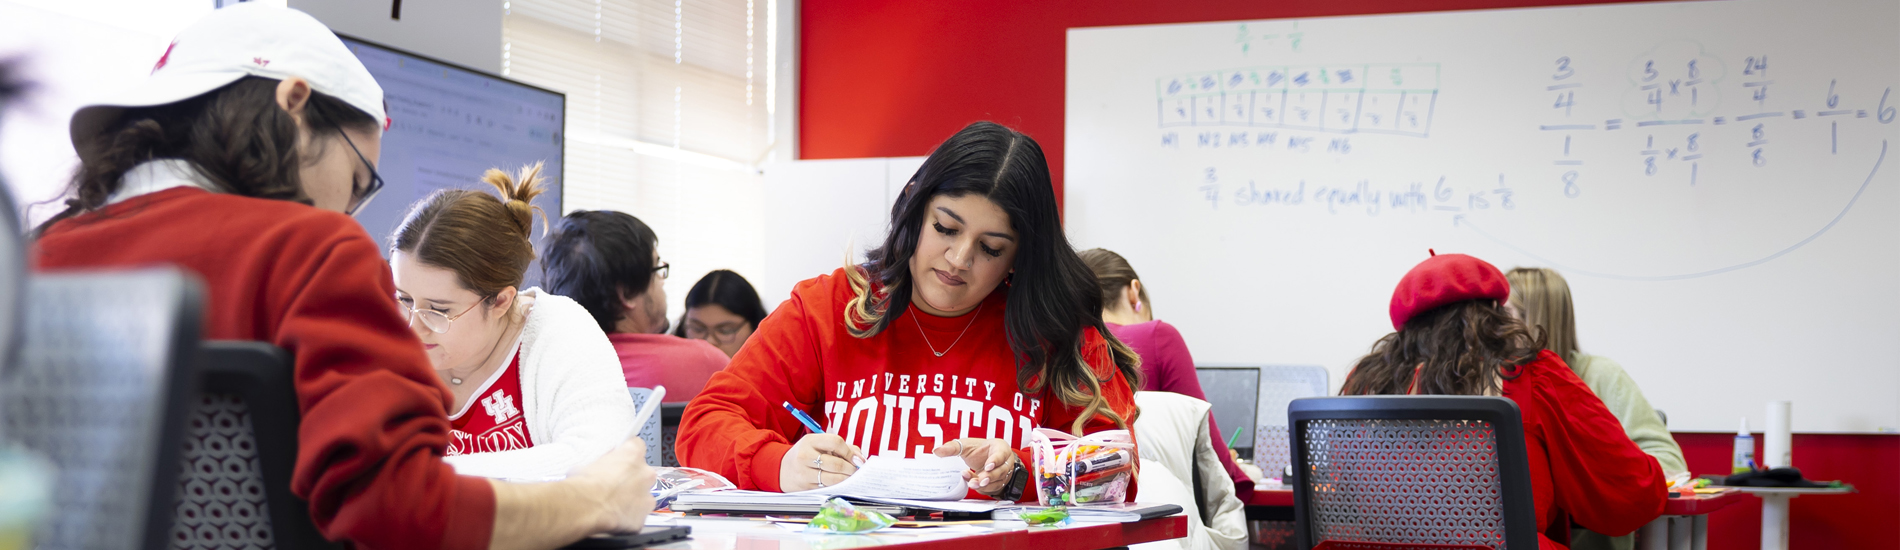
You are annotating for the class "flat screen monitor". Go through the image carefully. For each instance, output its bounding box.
[1194,366,1262,460]
[338,35,564,286]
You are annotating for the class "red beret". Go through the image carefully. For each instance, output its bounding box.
[1389,251,1510,330]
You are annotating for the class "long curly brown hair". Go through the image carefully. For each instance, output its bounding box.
[1339,300,1544,396]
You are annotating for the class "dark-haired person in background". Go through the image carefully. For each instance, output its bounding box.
[678,121,1142,501]
[1340,253,1665,548]
[543,209,728,403]
[30,5,655,549]
[672,269,768,358]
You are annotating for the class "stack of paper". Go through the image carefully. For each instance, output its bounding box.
[672,456,1006,514]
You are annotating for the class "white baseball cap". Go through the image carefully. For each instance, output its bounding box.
[69,3,386,164]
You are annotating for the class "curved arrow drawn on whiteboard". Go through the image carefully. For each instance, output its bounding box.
[1454,139,1887,282]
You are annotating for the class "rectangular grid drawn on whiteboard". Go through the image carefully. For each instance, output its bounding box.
[1158,64,1440,137]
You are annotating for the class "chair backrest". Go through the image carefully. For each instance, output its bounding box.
[1253,365,1329,480]
[0,268,204,550]
[175,341,339,550]
[1288,396,1537,550]
[626,388,664,466]
[660,404,686,468]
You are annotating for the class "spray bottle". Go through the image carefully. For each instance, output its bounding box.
[1732,417,1756,474]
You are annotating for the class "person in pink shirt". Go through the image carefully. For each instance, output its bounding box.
[542,210,728,403]
[1081,248,1254,500]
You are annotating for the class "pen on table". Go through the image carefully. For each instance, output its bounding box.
[782,401,864,467]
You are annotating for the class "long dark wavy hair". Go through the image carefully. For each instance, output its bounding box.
[1339,300,1544,397]
[37,76,376,232]
[842,121,1141,433]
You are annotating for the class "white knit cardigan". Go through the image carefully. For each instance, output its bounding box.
[441,288,637,480]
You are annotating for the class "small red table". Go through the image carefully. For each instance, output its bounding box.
[1243,485,1295,522]
[1639,489,1746,550]
[647,514,1189,550]
[1244,483,1744,550]
[1245,486,1295,508]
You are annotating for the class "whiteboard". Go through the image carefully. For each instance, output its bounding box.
[1065,0,1900,433]
[760,157,924,307]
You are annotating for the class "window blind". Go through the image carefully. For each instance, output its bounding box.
[503,0,771,319]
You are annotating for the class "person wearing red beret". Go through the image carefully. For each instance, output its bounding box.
[1340,251,1667,550]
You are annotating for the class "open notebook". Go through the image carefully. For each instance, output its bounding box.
[671,455,1005,514]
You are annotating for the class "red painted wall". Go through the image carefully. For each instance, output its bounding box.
[1674,432,1899,550]
[798,0,1654,202]
[799,3,1900,548]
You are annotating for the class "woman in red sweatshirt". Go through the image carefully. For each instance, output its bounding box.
[1339,252,1666,549]
[679,122,1143,501]
[32,5,653,549]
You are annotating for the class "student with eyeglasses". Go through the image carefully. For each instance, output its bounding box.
[388,163,638,481]
[32,5,656,549]
[541,210,730,404]
[672,269,769,358]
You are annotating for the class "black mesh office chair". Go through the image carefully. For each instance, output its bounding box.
[661,404,687,467]
[1288,396,1538,550]
[1,268,205,550]
[173,341,339,550]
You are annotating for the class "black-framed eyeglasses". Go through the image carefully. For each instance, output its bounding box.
[654,262,670,280]
[685,320,749,342]
[336,128,385,217]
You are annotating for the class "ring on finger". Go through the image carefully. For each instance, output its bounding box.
[811,458,822,467]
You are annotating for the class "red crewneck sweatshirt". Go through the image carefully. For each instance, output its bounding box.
[35,187,494,550]
[678,268,1140,499]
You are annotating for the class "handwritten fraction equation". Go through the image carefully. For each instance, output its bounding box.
[1538,43,1896,196]
[1157,64,1441,137]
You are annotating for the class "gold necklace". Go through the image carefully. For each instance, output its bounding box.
[912,301,983,358]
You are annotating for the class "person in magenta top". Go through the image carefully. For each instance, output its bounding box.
[1080,248,1253,500]
[542,210,729,403]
